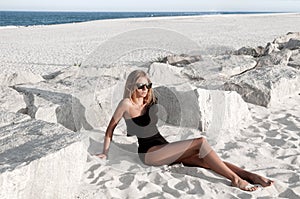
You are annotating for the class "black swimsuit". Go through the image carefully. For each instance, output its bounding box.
[124,104,169,164]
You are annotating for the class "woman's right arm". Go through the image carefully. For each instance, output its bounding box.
[97,99,129,159]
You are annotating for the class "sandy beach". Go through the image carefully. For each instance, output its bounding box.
[1,13,300,199]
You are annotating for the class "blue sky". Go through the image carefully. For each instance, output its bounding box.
[0,0,299,12]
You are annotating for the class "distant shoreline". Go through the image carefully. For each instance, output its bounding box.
[0,11,286,27]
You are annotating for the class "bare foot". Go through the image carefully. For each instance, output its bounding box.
[232,178,258,192]
[249,174,274,187]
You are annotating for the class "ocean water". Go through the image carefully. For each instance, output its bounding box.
[0,11,277,27]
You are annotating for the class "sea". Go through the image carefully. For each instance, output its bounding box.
[0,11,278,27]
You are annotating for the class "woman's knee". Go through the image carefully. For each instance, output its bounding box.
[196,137,212,158]
[193,137,207,147]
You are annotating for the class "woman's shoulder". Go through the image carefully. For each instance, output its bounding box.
[119,98,132,107]
[115,98,131,116]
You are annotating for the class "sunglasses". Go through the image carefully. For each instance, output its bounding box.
[136,83,152,90]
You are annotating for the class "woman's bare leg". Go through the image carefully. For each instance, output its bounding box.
[224,162,274,187]
[179,155,274,187]
[145,137,257,191]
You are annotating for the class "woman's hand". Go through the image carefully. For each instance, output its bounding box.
[96,153,107,159]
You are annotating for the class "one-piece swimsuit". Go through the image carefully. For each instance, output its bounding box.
[124,103,168,164]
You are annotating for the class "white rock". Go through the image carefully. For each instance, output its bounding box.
[182,56,221,80]
[234,46,264,57]
[263,42,280,55]
[273,32,300,48]
[161,54,202,67]
[195,88,250,133]
[154,84,201,129]
[0,111,30,128]
[181,56,229,89]
[78,76,124,129]
[288,50,300,69]
[18,84,94,132]
[213,55,257,77]
[148,62,186,86]
[224,66,300,107]
[13,85,82,131]
[153,84,250,133]
[42,65,78,80]
[45,66,124,130]
[11,65,130,131]
[0,118,86,199]
[284,39,300,50]
[256,49,292,67]
[183,54,257,80]
[182,55,256,89]
[0,86,26,113]
[0,70,44,86]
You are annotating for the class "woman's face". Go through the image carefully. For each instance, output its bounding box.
[135,76,150,98]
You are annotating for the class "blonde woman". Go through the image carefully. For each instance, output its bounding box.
[97,70,274,191]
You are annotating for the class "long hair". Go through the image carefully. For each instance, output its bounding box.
[123,70,156,105]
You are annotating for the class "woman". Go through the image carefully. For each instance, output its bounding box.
[96,70,274,191]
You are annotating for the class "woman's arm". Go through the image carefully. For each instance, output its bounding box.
[97,99,129,159]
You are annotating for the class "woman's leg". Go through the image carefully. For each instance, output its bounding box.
[179,155,273,187]
[145,137,209,166]
[223,162,274,187]
[144,137,257,191]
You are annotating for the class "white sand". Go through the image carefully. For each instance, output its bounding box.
[1,13,300,198]
[1,13,300,75]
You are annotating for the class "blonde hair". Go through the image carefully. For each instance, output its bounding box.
[123,70,156,105]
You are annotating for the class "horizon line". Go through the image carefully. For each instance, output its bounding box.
[0,10,292,13]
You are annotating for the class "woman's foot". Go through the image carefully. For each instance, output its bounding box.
[232,178,258,192]
[249,174,274,187]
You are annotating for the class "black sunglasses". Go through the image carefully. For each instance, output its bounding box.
[136,83,152,90]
